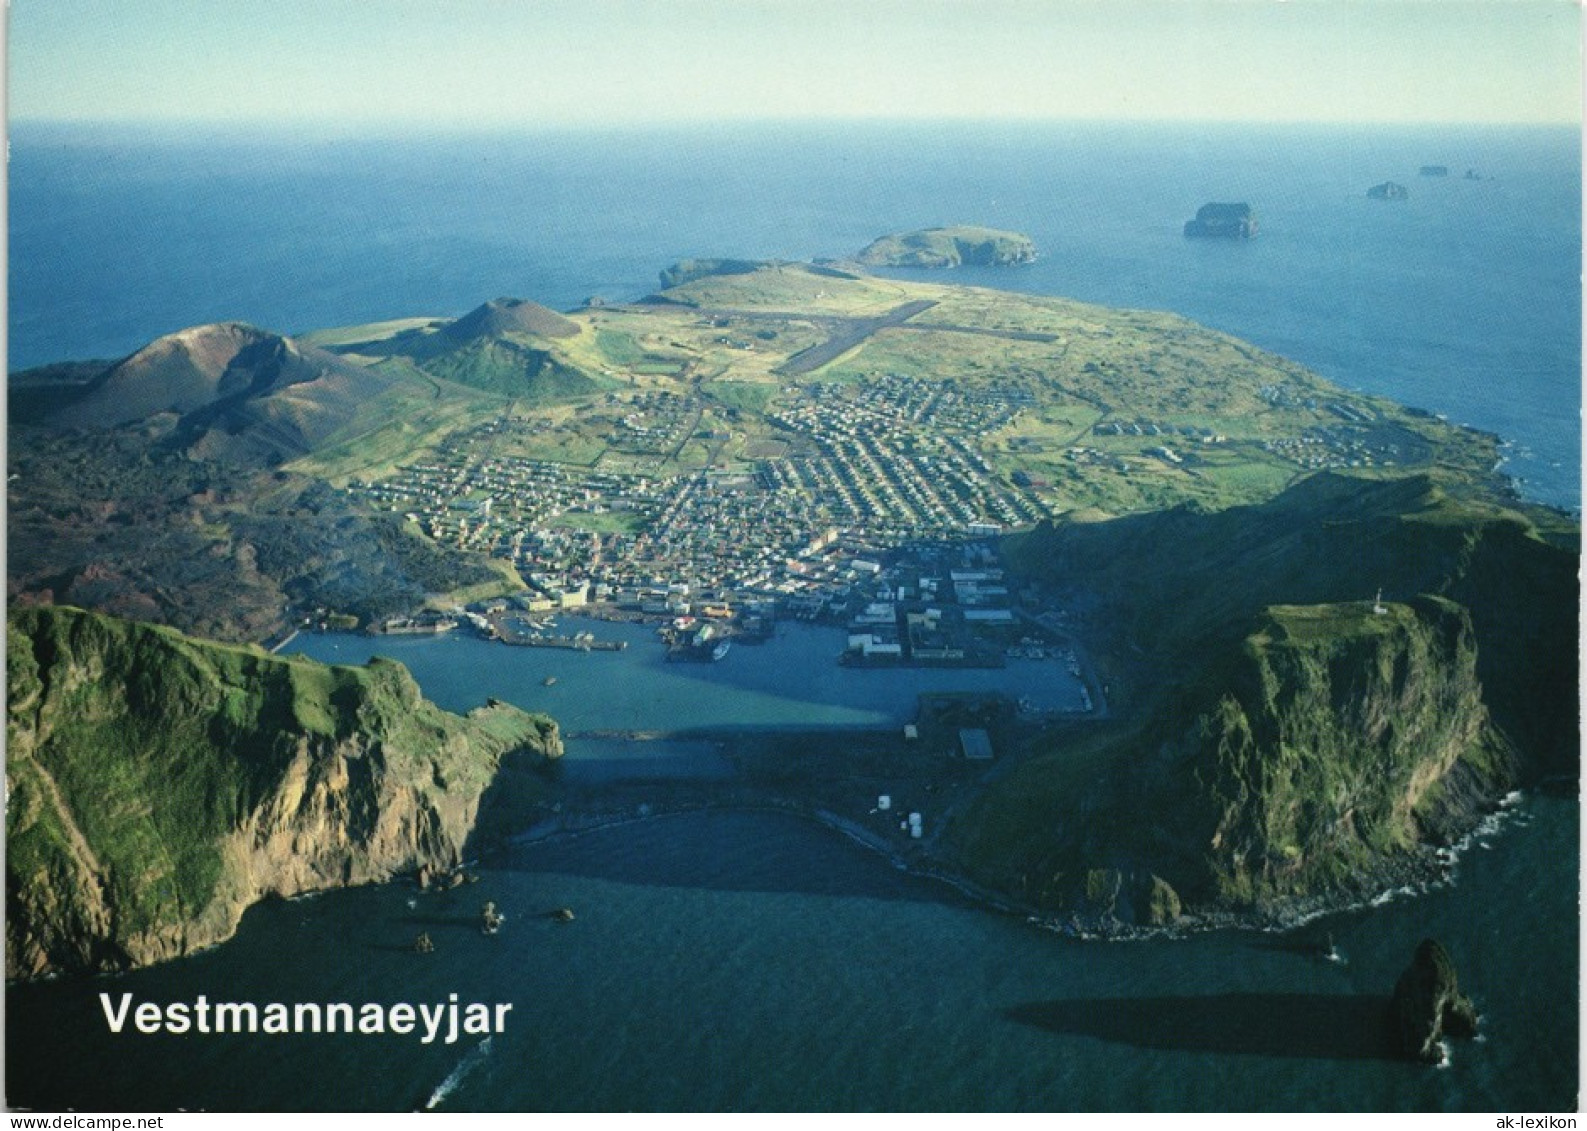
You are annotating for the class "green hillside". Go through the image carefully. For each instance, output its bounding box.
[419,335,609,401]
[311,298,610,404]
[951,473,1577,924]
[6,606,561,978]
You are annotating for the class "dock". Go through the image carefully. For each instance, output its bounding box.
[488,615,628,652]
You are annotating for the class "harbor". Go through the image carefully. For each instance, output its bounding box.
[283,618,1092,736]
[488,613,629,652]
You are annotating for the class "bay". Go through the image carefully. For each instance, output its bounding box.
[283,620,1090,736]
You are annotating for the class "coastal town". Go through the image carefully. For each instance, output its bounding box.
[345,371,1077,673]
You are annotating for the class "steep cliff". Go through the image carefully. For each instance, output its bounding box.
[952,473,1575,925]
[958,596,1516,923]
[5,606,561,978]
[1152,597,1514,905]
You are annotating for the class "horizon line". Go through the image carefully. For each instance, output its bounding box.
[11,114,1582,132]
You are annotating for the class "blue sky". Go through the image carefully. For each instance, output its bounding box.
[8,0,1582,125]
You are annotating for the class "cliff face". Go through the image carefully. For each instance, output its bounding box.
[953,473,1575,925]
[5,606,561,979]
[1156,597,1513,905]
[957,596,1514,922]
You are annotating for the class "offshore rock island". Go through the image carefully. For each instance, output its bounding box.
[1184,202,1259,239]
[6,254,1577,971]
[854,226,1036,268]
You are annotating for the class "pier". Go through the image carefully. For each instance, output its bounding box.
[488,615,628,652]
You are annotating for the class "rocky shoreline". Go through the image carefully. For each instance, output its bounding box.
[491,774,1529,944]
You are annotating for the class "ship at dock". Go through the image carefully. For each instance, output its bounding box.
[662,620,735,662]
[488,614,627,652]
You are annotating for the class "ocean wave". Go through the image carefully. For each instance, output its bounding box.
[425,1036,494,1111]
[1370,883,1424,908]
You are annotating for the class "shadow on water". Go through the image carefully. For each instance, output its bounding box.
[365,942,425,954]
[1238,917,1372,960]
[1242,934,1335,959]
[399,913,482,931]
[492,809,981,908]
[1003,993,1402,1061]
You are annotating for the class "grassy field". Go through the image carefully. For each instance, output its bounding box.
[593,328,645,366]
[818,327,1064,383]
[702,379,780,415]
[288,261,1508,518]
[550,509,648,535]
[440,558,528,606]
[287,372,510,483]
[664,263,920,315]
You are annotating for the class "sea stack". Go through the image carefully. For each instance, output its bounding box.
[1183,202,1258,239]
[1390,938,1480,1063]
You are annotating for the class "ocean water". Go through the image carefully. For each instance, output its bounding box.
[8,120,1580,510]
[6,798,1578,1112]
[5,121,1580,1111]
[283,620,1090,734]
[6,625,1581,1111]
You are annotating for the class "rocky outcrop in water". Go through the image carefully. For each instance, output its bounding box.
[1183,202,1258,238]
[1391,938,1479,1062]
[855,226,1035,268]
[5,606,561,978]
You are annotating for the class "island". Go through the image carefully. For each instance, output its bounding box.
[7,253,1576,968]
[1183,202,1258,238]
[1368,181,1409,200]
[854,225,1036,268]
